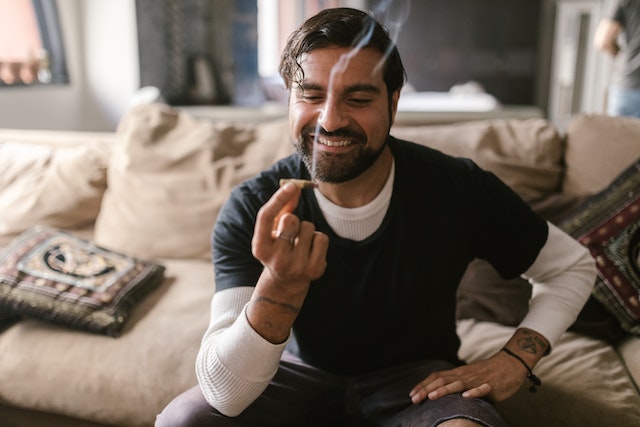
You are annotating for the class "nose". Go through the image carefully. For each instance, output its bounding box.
[317,95,348,132]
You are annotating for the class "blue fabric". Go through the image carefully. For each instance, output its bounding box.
[608,85,640,118]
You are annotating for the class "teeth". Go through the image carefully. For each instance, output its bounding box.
[317,136,351,147]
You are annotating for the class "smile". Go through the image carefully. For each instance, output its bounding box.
[316,136,353,147]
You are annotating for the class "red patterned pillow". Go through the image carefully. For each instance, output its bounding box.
[559,158,640,335]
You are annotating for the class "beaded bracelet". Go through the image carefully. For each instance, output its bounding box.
[501,347,542,393]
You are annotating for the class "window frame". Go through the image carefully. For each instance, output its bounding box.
[32,0,69,85]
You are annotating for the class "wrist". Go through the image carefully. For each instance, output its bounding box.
[501,347,542,393]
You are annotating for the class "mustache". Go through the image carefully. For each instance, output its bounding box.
[302,125,365,141]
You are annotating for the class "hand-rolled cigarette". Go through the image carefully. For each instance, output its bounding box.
[279,178,318,189]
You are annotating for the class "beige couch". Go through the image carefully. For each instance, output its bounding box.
[0,103,639,427]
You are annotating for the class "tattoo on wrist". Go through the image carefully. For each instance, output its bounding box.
[253,296,300,314]
[517,329,548,355]
[517,337,538,354]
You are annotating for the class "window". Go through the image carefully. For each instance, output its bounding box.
[0,0,68,86]
[257,0,364,78]
[257,0,366,103]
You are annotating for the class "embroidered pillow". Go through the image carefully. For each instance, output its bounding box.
[559,158,640,335]
[0,226,165,337]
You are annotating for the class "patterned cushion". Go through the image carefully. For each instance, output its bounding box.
[0,226,165,337]
[559,158,640,335]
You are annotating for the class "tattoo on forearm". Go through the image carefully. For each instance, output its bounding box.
[253,296,301,314]
[517,329,548,355]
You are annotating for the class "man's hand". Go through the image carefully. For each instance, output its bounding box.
[410,328,548,403]
[409,351,529,404]
[247,182,329,343]
[252,182,328,285]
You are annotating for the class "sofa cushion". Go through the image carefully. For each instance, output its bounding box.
[559,158,640,335]
[563,114,640,196]
[457,319,640,427]
[0,258,214,427]
[0,139,109,236]
[391,118,564,201]
[618,335,640,389]
[94,103,292,259]
[0,226,165,337]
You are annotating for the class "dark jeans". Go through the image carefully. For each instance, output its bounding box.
[156,352,506,427]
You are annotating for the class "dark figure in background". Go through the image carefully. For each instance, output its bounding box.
[157,7,596,427]
[595,0,640,118]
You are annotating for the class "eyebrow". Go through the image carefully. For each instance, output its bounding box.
[297,82,381,95]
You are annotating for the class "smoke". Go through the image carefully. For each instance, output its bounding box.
[311,0,411,177]
[370,0,411,74]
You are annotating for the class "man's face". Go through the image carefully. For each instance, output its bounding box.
[288,47,399,183]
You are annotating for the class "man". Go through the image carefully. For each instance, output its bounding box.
[594,0,640,117]
[157,7,596,426]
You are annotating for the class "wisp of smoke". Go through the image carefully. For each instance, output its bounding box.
[311,0,411,176]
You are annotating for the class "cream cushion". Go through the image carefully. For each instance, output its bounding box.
[563,114,640,196]
[0,139,109,236]
[457,319,640,427]
[94,104,292,260]
[0,257,214,427]
[391,118,564,201]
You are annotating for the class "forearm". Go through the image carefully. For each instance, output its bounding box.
[502,327,548,370]
[196,287,288,416]
[246,268,311,343]
[519,222,596,347]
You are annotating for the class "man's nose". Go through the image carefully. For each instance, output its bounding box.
[318,97,348,132]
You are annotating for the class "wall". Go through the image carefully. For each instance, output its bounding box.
[0,0,616,132]
[397,0,543,106]
[0,0,139,131]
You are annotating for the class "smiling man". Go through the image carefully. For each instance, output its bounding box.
[156,7,596,427]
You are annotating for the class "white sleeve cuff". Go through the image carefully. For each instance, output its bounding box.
[519,222,597,348]
[215,304,289,382]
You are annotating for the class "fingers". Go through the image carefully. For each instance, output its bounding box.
[462,383,492,399]
[252,183,328,283]
[409,368,494,404]
[254,183,300,251]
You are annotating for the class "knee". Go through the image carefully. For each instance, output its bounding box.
[155,400,204,427]
[155,386,219,427]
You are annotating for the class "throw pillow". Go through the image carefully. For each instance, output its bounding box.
[0,226,165,337]
[391,118,564,201]
[559,158,640,335]
[563,114,640,196]
[0,140,110,236]
[94,103,292,259]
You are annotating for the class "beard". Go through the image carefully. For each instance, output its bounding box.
[295,125,388,184]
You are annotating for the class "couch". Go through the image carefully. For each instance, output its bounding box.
[0,103,638,427]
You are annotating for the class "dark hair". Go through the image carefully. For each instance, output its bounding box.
[278,7,406,95]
